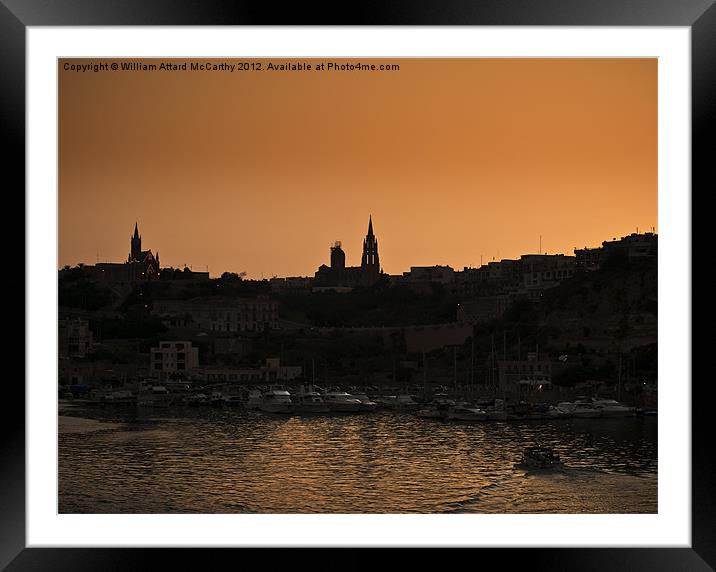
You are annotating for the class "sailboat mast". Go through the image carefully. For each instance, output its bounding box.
[470,336,475,392]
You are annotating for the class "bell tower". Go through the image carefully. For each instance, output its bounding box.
[361,215,380,285]
[129,222,142,262]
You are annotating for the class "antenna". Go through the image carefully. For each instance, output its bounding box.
[539,235,542,254]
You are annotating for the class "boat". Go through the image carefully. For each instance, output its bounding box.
[485,407,508,421]
[514,447,563,470]
[323,391,364,413]
[137,382,172,408]
[505,402,532,420]
[222,394,244,407]
[445,404,488,422]
[245,389,263,411]
[377,394,419,411]
[375,395,397,409]
[292,386,329,414]
[526,403,570,420]
[416,408,443,419]
[393,394,420,411]
[416,398,454,419]
[260,388,293,414]
[480,398,507,421]
[209,391,224,407]
[590,398,636,417]
[570,401,603,418]
[555,401,601,418]
[350,392,379,412]
[184,393,209,406]
[101,389,136,405]
[416,405,446,419]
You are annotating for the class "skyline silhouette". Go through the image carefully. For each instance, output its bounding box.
[59,58,657,277]
[60,217,655,280]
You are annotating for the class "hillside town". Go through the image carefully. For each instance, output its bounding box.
[59,218,657,410]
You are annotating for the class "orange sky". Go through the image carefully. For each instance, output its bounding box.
[59,58,657,278]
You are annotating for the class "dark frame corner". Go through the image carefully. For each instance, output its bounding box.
[7,0,712,570]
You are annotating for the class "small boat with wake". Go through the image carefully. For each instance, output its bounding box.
[514,447,564,471]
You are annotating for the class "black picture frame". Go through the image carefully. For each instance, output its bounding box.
[6,1,711,570]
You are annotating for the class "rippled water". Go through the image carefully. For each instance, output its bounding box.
[59,406,657,514]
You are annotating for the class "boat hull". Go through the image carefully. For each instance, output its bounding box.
[294,404,330,414]
[260,403,293,414]
[326,403,364,413]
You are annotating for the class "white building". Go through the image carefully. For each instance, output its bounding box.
[150,341,200,378]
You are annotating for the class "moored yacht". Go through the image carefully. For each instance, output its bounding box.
[445,403,488,422]
[375,395,397,409]
[292,386,329,414]
[416,404,447,419]
[569,401,603,418]
[350,392,378,412]
[591,398,636,417]
[102,389,136,405]
[393,394,420,411]
[137,382,172,408]
[323,391,364,413]
[245,389,263,411]
[260,388,293,414]
[222,394,244,407]
[209,391,223,407]
[184,393,209,406]
[484,398,507,421]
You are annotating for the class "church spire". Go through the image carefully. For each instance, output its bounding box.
[361,215,379,273]
[130,221,142,262]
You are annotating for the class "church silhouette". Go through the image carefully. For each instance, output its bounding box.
[314,216,383,288]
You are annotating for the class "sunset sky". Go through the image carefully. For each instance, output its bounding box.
[59,58,657,278]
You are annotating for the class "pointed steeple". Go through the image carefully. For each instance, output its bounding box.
[130,221,142,262]
[361,214,379,276]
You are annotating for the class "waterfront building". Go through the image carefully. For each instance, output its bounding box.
[212,336,253,360]
[58,317,93,358]
[497,354,553,394]
[202,358,302,384]
[150,341,200,378]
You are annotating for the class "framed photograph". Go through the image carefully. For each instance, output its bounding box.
[8,0,711,569]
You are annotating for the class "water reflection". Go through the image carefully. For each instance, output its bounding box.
[59,408,657,514]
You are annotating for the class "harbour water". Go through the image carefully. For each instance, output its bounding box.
[59,405,657,514]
